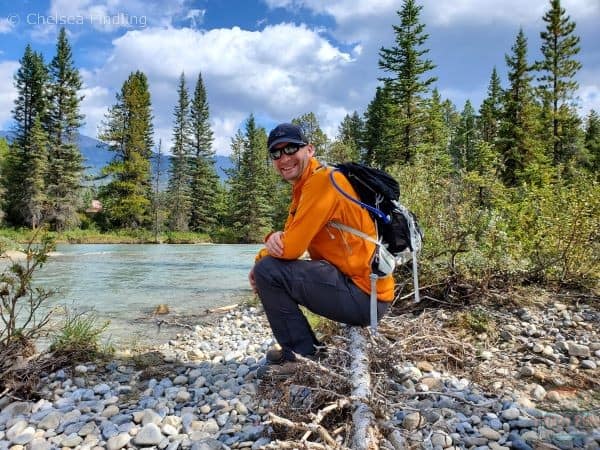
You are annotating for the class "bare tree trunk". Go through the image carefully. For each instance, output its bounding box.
[348,327,378,450]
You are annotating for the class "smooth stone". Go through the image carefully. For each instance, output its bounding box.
[501,408,520,421]
[480,425,501,440]
[134,423,163,446]
[106,433,131,450]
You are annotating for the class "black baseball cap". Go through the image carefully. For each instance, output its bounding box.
[267,123,307,152]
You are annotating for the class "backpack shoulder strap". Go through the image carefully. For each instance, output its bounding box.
[328,220,380,246]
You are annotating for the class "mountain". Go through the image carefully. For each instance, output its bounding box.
[0,131,233,183]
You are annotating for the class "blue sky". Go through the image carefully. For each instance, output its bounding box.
[1,0,599,155]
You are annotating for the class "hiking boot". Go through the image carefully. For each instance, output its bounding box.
[256,361,299,379]
[266,346,285,364]
[265,346,328,364]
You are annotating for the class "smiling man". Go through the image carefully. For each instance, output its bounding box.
[248,123,394,378]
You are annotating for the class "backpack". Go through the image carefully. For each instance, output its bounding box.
[328,162,423,321]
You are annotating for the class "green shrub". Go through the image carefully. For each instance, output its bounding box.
[50,309,111,360]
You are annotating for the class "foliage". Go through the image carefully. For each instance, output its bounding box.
[378,0,437,164]
[167,73,193,231]
[0,233,56,372]
[98,71,154,228]
[536,0,582,166]
[189,72,220,234]
[45,27,85,231]
[49,308,111,360]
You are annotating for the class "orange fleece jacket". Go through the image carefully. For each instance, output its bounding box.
[255,157,394,301]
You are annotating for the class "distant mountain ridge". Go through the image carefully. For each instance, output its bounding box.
[0,131,233,183]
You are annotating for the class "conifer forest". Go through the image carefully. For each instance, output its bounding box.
[0,0,598,294]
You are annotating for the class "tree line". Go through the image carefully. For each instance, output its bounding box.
[0,1,598,287]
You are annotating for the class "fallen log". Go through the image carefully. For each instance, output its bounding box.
[348,326,378,450]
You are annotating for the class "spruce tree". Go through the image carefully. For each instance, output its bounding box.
[226,115,273,242]
[22,117,49,229]
[292,113,328,156]
[327,112,363,163]
[378,0,437,164]
[451,100,478,171]
[0,138,9,223]
[167,73,192,231]
[98,71,154,229]
[478,67,503,145]
[189,72,219,233]
[46,27,84,230]
[499,29,549,186]
[363,85,400,169]
[537,0,582,165]
[584,110,600,175]
[4,45,49,226]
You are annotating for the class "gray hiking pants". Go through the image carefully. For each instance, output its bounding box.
[253,256,390,361]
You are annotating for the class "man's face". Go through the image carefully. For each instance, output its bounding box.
[271,142,315,184]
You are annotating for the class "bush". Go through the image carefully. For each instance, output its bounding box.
[50,308,112,360]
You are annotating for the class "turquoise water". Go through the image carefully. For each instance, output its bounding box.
[28,243,262,348]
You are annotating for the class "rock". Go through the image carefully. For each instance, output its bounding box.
[545,391,562,403]
[501,408,520,421]
[416,361,434,372]
[106,433,131,450]
[402,412,425,430]
[520,365,535,377]
[431,431,452,447]
[479,426,501,440]
[531,384,547,401]
[580,359,597,369]
[153,304,170,314]
[134,423,163,446]
[566,342,590,358]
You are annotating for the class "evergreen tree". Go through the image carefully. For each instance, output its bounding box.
[451,100,478,171]
[378,0,437,163]
[537,0,582,165]
[584,110,600,175]
[4,45,49,226]
[189,72,219,233]
[292,113,328,156]
[98,71,154,229]
[0,138,9,223]
[46,27,85,231]
[362,85,400,168]
[167,73,192,231]
[22,117,49,229]
[478,67,503,145]
[12,45,48,145]
[498,29,548,186]
[226,115,273,242]
[325,113,363,164]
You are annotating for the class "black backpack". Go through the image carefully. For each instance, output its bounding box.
[328,162,423,306]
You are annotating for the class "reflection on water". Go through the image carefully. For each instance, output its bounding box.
[29,243,261,348]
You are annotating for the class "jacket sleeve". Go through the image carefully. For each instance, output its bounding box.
[278,171,338,259]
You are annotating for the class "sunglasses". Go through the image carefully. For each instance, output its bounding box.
[269,143,305,160]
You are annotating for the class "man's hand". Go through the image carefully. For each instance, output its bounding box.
[265,231,284,257]
[248,267,257,293]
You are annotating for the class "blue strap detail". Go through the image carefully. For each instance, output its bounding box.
[329,169,391,224]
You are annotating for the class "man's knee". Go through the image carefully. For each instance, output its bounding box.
[254,256,283,286]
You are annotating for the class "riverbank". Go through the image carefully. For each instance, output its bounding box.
[0,293,598,449]
[0,228,213,245]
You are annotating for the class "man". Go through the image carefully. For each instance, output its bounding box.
[249,123,394,376]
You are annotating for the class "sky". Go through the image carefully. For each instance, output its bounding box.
[0,0,599,156]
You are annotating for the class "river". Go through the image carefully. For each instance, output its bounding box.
[27,243,262,349]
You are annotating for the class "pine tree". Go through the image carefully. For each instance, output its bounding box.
[22,117,49,229]
[0,138,9,223]
[499,29,549,186]
[327,112,363,163]
[378,0,437,164]
[4,45,49,226]
[98,71,154,229]
[167,73,192,231]
[292,113,328,156]
[537,0,582,165]
[478,67,503,145]
[46,27,85,231]
[584,110,600,175]
[362,85,400,168]
[226,115,273,242]
[451,100,478,171]
[189,72,219,233]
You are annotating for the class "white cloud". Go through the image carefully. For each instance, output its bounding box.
[0,61,20,130]
[82,24,354,154]
[0,18,15,34]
